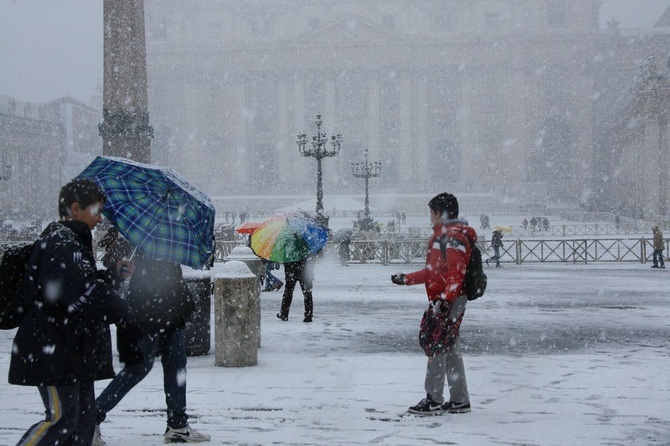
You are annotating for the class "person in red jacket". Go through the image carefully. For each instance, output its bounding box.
[392,192,476,415]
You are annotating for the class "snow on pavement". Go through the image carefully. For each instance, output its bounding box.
[1,258,669,445]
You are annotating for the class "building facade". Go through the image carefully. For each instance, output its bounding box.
[0,96,102,221]
[144,0,608,204]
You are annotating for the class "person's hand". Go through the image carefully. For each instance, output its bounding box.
[391,273,406,285]
[116,260,135,280]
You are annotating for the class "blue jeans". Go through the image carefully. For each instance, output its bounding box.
[96,327,188,429]
[653,249,665,267]
[18,382,96,446]
[264,262,282,291]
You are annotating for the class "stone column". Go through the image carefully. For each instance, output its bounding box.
[100,0,153,163]
[214,261,258,367]
[224,246,262,347]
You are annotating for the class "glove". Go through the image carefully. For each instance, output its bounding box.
[391,273,406,285]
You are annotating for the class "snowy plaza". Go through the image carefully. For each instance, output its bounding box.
[1,254,669,445]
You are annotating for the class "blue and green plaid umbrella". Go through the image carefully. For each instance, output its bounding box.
[77,156,215,269]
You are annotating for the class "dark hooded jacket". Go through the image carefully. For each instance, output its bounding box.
[9,221,131,386]
[116,255,195,364]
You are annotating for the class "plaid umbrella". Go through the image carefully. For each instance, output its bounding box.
[77,156,215,269]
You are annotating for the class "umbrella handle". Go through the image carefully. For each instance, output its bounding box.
[129,243,140,262]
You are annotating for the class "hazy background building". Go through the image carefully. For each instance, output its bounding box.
[143,0,669,213]
[1,0,669,220]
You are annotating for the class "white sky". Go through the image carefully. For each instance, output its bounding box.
[0,0,669,103]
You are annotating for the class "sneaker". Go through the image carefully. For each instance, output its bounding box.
[442,401,471,414]
[164,425,211,443]
[276,313,288,321]
[92,425,106,446]
[303,316,312,323]
[407,394,444,415]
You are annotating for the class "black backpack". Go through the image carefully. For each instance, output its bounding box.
[0,241,35,329]
[438,236,487,301]
[462,243,487,301]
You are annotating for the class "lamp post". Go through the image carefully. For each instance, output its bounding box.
[351,149,381,230]
[297,114,341,226]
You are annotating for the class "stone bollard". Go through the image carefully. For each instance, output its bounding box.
[224,246,262,348]
[183,270,213,357]
[214,261,258,367]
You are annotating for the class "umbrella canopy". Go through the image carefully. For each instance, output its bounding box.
[77,156,215,269]
[493,225,513,234]
[251,211,329,263]
[235,221,263,234]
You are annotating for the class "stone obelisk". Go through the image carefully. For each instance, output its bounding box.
[99,0,152,163]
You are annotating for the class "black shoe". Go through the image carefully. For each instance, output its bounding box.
[408,394,444,415]
[276,313,288,321]
[651,265,659,268]
[303,316,312,323]
[442,401,471,414]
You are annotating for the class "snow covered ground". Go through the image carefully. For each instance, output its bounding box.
[1,254,669,445]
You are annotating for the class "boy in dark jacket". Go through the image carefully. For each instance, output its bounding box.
[9,178,135,445]
[392,193,475,415]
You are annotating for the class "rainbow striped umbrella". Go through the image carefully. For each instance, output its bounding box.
[251,211,329,263]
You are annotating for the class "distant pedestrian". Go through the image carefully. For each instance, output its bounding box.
[522,218,528,231]
[486,230,503,267]
[542,217,550,232]
[530,216,537,235]
[263,260,284,292]
[391,192,474,416]
[480,214,490,230]
[338,232,351,266]
[651,225,665,269]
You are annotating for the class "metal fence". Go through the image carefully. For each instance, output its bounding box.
[497,222,649,238]
[6,235,662,267]
[213,237,664,265]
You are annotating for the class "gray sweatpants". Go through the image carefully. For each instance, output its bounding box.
[424,294,469,404]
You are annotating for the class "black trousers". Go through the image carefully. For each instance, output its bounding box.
[279,261,313,319]
[17,381,96,446]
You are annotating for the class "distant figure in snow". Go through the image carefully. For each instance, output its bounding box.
[486,230,503,267]
[651,225,665,269]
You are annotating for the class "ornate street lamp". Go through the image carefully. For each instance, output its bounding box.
[297,114,341,226]
[351,149,381,230]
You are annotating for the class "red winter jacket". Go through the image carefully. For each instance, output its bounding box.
[404,219,477,303]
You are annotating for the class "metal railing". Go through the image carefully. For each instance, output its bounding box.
[496,223,647,237]
[324,237,664,265]
[8,235,658,268]
[161,237,666,266]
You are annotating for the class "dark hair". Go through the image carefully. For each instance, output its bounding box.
[58,178,107,218]
[428,192,459,219]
